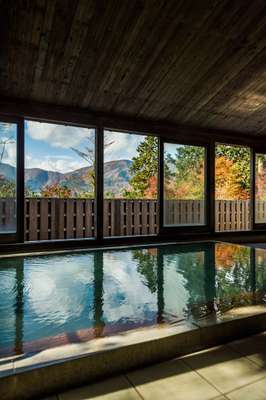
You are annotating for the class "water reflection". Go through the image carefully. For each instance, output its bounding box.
[0,242,265,357]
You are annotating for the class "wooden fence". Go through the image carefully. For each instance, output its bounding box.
[0,198,263,241]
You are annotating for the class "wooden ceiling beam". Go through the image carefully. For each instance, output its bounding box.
[1,95,266,150]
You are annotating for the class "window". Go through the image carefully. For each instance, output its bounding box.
[25,120,95,241]
[0,121,17,234]
[163,143,206,227]
[215,144,250,232]
[255,153,266,224]
[103,130,158,237]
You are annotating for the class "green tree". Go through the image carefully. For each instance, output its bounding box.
[165,146,205,200]
[123,136,159,199]
[216,145,250,193]
[132,249,158,293]
[0,178,16,197]
[165,144,250,200]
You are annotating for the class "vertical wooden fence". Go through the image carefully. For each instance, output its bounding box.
[254,200,266,224]
[164,200,204,226]
[103,199,158,236]
[24,198,95,241]
[215,200,250,231]
[0,198,260,241]
[0,197,16,232]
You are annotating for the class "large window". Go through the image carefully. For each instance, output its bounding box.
[215,144,250,232]
[1,112,265,245]
[103,130,158,237]
[25,120,95,241]
[255,153,266,224]
[163,143,206,227]
[0,122,17,234]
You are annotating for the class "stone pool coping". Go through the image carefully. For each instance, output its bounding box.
[0,304,265,400]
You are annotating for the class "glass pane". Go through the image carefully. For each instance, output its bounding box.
[215,144,250,232]
[255,249,266,300]
[255,154,266,223]
[0,122,17,233]
[163,143,205,226]
[103,130,158,237]
[25,120,95,241]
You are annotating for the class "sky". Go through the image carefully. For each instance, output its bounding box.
[24,121,145,173]
[0,122,17,167]
[0,120,176,174]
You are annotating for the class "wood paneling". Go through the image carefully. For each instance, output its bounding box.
[0,1,266,136]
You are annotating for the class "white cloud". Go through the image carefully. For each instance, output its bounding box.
[104,130,144,162]
[25,154,87,173]
[103,251,157,322]
[0,123,17,166]
[0,136,16,166]
[26,121,95,149]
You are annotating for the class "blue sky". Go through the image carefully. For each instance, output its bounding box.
[25,121,145,173]
[1,120,176,174]
[0,122,17,166]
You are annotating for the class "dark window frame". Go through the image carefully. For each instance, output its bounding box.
[0,115,24,244]
[0,103,266,251]
[24,118,98,242]
[253,149,266,230]
[160,138,210,234]
[214,142,252,234]
[103,128,160,239]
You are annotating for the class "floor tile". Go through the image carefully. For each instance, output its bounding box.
[227,377,266,400]
[229,332,266,367]
[127,358,220,400]
[59,375,140,400]
[183,345,266,393]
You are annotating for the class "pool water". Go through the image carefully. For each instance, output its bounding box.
[0,242,265,357]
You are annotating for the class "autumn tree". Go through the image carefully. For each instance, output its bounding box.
[123,136,159,199]
[215,145,250,199]
[164,144,250,200]
[164,146,205,200]
[255,155,266,200]
[41,183,72,198]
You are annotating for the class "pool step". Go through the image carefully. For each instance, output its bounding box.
[0,305,265,400]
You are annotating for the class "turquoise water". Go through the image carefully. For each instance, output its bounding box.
[0,242,265,357]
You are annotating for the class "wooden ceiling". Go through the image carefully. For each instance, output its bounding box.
[1,0,266,137]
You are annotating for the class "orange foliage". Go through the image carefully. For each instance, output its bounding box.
[215,156,249,200]
[215,244,239,268]
[215,243,249,269]
[144,176,158,198]
[256,160,266,200]
[41,184,72,198]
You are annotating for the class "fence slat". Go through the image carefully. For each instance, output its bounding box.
[40,198,49,240]
[11,197,257,242]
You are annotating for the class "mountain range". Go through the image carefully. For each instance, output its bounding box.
[0,160,132,195]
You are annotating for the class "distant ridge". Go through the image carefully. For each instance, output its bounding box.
[0,159,132,195]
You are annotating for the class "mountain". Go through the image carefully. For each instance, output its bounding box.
[0,162,16,182]
[0,160,132,196]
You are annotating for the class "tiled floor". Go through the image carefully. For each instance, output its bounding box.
[43,332,266,400]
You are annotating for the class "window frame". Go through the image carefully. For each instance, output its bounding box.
[253,149,266,229]
[0,115,24,244]
[214,142,252,233]
[0,101,266,250]
[24,118,98,242]
[160,137,210,235]
[102,127,160,239]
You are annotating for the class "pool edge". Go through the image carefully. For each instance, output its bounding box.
[0,308,265,400]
